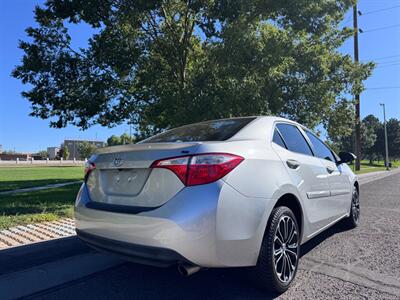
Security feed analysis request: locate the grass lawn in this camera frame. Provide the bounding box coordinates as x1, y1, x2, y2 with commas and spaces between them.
351, 160, 399, 175
0, 183, 81, 230
0, 166, 83, 191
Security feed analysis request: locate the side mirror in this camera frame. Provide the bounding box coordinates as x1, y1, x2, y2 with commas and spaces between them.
338, 152, 356, 164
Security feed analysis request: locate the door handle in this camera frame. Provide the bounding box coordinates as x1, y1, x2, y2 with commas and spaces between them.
326, 166, 335, 174
286, 159, 300, 169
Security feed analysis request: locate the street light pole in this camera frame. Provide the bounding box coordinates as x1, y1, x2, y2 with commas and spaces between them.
380, 103, 389, 170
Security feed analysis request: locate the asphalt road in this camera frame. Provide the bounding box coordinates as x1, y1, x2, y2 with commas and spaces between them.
2, 171, 400, 299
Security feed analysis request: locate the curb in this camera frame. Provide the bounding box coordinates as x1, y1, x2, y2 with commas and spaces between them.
358, 168, 400, 186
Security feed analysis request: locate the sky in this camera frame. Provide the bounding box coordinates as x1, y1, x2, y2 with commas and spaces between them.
0, 0, 399, 153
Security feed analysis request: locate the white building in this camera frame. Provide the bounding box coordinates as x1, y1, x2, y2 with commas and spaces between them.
47, 147, 60, 160
63, 139, 105, 160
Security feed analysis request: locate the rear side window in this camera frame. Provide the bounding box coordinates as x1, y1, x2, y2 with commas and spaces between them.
141, 117, 256, 143
305, 131, 335, 162
276, 124, 313, 156
272, 129, 286, 148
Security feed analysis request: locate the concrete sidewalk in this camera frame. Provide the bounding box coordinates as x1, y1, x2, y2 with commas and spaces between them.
358, 167, 400, 185
0, 181, 81, 195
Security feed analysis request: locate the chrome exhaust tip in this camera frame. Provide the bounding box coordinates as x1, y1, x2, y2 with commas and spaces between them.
177, 263, 201, 276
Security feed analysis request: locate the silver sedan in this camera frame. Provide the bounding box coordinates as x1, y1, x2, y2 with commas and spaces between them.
75, 116, 359, 293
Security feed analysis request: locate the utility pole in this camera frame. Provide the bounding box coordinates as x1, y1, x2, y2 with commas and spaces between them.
129, 123, 132, 144
353, 4, 361, 171
380, 103, 390, 170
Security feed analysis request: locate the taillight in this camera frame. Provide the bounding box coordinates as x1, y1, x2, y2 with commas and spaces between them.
84, 161, 96, 182
151, 153, 243, 186
186, 154, 243, 185
151, 156, 189, 183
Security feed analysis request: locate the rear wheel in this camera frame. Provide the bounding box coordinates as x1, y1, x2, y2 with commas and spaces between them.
344, 188, 360, 229
251, 206, 300, 294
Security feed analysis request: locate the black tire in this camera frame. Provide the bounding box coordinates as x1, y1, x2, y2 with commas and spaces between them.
251, 206, 300, 294
344, 188, 360, 229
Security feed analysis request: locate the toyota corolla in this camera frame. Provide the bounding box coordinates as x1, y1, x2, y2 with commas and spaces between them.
75, 116, 359, 293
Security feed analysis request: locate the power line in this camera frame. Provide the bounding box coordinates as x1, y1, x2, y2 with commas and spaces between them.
375, 62, 400, 68
366, 86, 400, 90
360, 24, 400, 33
360, 5, 400, 15
342, 15, 353, 25
363, 0, 400, 2
362, 54, 400, 61
342, 5, 400, 25
377, 60, 400, 65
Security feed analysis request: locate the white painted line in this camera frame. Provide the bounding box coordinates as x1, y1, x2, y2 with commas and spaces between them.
0, 252, 122, 299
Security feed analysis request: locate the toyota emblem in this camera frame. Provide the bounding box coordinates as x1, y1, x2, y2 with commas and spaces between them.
113, 157, 124, 167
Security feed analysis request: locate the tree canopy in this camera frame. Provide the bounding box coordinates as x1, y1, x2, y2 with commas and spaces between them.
36, 150, 48, 159
13, 0, 373, 138
107, 135, 122, 146
107, 133, 135, 146
62, 145, 69, 160
333, 115, 400, 162
77, 141, 97, 159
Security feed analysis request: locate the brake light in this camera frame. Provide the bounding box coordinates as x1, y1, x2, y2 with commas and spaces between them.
84, 161, 96, 181
151, 153, 243, 186
151, 156, 189, 183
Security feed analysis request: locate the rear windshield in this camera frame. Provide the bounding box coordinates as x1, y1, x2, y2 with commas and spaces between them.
141, 117, 256, 143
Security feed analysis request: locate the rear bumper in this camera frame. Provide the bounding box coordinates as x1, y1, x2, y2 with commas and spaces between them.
75, 182, 274, 268
76, 229, 189, 267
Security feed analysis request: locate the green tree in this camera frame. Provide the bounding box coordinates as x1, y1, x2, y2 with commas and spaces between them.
332, 116, 379, 161
330, 115, 400, 164
37, 150, 48, 159
120, 133, 134, 144
107, 133, 135, 146
62, 145, 69, 160
327, 99, 355, 145
77, 142, 97, 159
363, 115, 381, 133
107, 135, 122, 146
13, 0, 373, 137
362, 115, 380, 163
386, 118, 400, 161
370, 118, 400, 163
361, 123, 377, 161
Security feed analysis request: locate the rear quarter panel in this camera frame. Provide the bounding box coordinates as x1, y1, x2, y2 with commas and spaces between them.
194, 138, 306, 265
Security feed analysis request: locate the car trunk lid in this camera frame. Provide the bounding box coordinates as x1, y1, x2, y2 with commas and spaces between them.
86, 142, 200, 208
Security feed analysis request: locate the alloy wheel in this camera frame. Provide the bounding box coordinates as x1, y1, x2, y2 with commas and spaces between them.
352, 191, 360, 223
273, 215, 299, 284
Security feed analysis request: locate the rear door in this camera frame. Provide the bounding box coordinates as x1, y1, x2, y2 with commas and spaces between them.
304, 130, 351, 217
272, 123, 332, 233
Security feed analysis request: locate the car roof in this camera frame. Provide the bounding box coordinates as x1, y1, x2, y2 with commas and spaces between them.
229, 116, 306, 141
